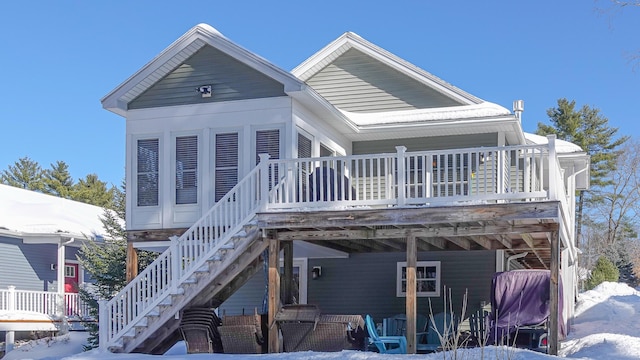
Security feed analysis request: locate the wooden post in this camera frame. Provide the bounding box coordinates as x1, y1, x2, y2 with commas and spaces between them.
268, 236, 281, 353
549, 230, 560, 355
6, 286, 15, 352
396, 146, 407, 206
282, 241, 294, 305
126, 242, 139, 283
406, 233, 417, 354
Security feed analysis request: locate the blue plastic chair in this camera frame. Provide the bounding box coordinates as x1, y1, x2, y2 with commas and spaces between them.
365, 314, 407, 354
416, 312, 456, 352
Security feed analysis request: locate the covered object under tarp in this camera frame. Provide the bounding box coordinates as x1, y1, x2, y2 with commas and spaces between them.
488, 270, 566, 342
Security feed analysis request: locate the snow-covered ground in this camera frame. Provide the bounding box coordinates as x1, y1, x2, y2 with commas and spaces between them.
3, 282, 639, 360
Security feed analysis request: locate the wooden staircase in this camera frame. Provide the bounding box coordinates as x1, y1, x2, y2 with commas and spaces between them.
122, 221, 268, 354
100, 159, 273, 353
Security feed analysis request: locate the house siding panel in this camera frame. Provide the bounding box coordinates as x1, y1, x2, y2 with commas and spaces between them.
308, 251, 495, 321
306, 48, 463, 113
219, 250, 495, 321
0, 236, 58, 291
129, 45, 286, 110
352, 133, 498, 155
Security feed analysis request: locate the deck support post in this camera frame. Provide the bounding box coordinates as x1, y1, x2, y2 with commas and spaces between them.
549, 230, 560, 355
126, 242, 138, 283
267, 235, 281, 353
56, 240, 67, 333
282, 241, 294, 305
396, 146, 407, 206
406, 232, 417, 354
6, 286, 15, 352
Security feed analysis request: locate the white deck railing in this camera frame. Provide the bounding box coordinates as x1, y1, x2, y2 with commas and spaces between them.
0, 286, 90, 318
266, 143, 560, 210
99, 137, 571, 350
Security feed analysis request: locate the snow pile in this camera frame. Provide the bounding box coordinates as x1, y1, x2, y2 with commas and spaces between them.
0, 310, 54, 321
4, 282, 640, 359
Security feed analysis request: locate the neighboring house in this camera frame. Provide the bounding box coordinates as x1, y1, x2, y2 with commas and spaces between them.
0, 184, 105, 312
99, 24, 589, 355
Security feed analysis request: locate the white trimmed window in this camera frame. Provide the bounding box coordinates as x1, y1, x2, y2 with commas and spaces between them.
137, 138, 159, 207
396, 261, 441, 297
256, 129, 280, 163
176, 135, 198, 205
215, 132, 239, 202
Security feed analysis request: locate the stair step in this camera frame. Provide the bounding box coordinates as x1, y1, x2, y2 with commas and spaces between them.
135, 317, 148, 328
208, 254, 223, 261
147, 308, 160, 317
195, 264, 210, 273
182, 276, 197, 284
233, 230, 247, 238
220, 242, 236, 249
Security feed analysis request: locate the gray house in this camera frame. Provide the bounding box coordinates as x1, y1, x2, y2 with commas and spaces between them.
99, 24, 589, 355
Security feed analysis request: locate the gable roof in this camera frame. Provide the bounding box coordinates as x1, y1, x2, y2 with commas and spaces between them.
0, 184, 109, 244
292, 32, 522, 143
101, 24, 307, 117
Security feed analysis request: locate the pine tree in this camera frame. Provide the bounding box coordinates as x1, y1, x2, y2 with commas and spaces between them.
586, 256, 620, 290
1, 156, 45, 191
537, 98, 628, 246
71, 173, 114, 208
43, 161, 75, 198
77, 181, 156, 349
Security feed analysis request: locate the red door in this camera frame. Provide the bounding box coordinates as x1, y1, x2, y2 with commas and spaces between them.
64, 263, 79, 293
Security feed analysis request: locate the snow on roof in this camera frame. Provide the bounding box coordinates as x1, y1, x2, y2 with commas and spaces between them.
340, 102, 512, 126
0, 184, 108, 240
524, 132, 584, 153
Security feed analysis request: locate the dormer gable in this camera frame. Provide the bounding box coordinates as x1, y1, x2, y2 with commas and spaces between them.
293, 32, 484, 114
102, 24, 305, 117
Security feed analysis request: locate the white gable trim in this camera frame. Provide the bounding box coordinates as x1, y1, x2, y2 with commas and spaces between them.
292, 32, 483, 106
102, 24, 305, 117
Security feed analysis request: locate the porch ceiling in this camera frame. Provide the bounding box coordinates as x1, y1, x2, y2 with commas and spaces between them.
257, 201, 562, 270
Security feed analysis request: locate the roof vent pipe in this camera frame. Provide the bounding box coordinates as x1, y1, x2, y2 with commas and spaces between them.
513, 100, 524, 120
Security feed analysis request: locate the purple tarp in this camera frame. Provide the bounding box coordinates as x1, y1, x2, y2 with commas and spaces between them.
488, 270, 566, 342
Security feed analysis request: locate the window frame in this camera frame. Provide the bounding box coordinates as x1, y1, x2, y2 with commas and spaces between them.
135, 137, 161, 207
396, 261, 441, 297
174, 134, 199, 205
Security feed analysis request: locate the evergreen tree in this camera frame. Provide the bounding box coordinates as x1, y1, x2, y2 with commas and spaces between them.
537, 98, 628, 245
43, 160, 74, 198
0, 156, 45, 191
586, 256, 620, 290
71, 173, 114, 208
77, 181, 156, 350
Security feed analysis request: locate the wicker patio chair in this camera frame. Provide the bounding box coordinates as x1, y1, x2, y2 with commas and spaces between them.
219, 309, 264, 353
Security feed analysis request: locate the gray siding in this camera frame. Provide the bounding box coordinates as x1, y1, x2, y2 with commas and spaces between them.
129, 45, 286, 110
0, 236, 57, 291
306, 48, 464, 113
353, 133, 498, 155
0, 236, 82, 291
220, 250, 495, 322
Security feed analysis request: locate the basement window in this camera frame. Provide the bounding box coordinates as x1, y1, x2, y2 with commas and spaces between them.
396, 261, 441, 297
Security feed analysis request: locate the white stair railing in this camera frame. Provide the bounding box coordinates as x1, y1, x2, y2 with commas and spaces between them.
100, 155, 270, 349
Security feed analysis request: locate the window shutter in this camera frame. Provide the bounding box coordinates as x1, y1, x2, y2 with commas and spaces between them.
176, 136, 198, 204
256, 129, 280, 164
298, 133, 312, 159
320, 143, 334, 157
137, 138, 159, 206
215, 132, 238, 202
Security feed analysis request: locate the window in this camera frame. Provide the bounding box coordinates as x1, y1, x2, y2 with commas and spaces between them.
256, 129, 280, 189
298, 133, 312, 159
137, 138, 159, 206
396, 261, 440, 297
64, 265, 76, 278
256, 129, 280, 164
320, 143, 335, 157
176, 136, 198, 204
215, 132, 238, 202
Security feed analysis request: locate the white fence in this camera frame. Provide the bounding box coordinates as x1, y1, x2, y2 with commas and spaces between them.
0, 286, 91, 318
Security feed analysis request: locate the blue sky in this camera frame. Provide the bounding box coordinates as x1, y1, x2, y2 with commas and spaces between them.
1, 1, 637, 187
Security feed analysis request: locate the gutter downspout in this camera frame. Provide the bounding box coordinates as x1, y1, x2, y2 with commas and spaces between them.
506, 252, 528, 271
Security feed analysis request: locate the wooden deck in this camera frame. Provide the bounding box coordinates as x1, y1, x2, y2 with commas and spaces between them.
258, 201, 561, 269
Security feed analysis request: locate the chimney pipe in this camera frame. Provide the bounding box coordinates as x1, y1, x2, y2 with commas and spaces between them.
513, 100, 524, 120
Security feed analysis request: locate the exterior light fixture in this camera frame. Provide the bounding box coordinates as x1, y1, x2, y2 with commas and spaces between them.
312, 266, 322, 280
